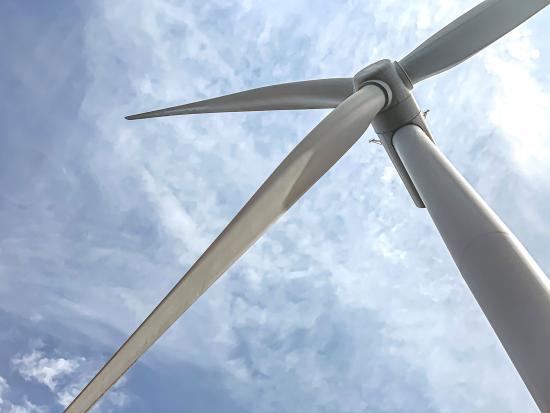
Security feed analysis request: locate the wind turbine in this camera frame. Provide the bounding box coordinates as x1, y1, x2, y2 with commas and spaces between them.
65, 1, 550, 412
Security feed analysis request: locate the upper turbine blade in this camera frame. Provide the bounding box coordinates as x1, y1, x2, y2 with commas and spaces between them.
125, 78, 355, 120
64, 84, 387, 413
399, 0, 549, 84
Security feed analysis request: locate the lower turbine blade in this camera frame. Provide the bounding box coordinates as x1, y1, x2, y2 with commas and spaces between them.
125, 78, 354, 120
399, 0, 549, 84
64, 84, 387, 413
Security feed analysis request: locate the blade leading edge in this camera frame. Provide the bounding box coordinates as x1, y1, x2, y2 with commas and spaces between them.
64, 84, 387, 413
126, 78, 355, 120
399, 0, 549, 84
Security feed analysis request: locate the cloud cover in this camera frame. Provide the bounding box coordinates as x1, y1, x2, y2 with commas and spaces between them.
1, 0, 549, 412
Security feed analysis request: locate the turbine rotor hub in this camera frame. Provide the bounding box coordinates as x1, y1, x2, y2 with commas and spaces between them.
353, 59, 411, 110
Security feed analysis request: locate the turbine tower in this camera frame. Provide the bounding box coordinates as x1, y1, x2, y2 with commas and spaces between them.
64, 1, 550, 411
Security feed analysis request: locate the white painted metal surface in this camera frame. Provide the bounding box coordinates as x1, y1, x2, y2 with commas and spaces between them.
393, 124, 550, 411
64, 86, 386, 413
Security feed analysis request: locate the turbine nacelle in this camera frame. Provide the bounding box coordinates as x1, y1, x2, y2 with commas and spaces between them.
353, 59, 433, 208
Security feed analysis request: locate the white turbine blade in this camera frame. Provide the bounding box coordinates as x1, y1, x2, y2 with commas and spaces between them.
125, 78, 354, 120
399, 0, 549, 84
64, 84, 387, 413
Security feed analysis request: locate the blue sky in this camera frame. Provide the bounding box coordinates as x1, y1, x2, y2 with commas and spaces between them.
1, 1, 550, 412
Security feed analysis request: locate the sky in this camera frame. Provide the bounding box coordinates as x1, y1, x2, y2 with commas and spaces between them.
1, 1, 550, 412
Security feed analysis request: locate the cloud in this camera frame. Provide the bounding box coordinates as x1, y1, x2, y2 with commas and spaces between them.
0, 376, 7, 407
3, 400, 45, 413
10, 348, 129, 411
55, 376, 128, 412
484, 27, 550, 175
11, 351, 80, 392
0, 376, 45, 413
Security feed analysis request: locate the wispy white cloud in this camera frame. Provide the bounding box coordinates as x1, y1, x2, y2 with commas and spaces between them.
4, 400, 45, 413
10, 347, 129, 411
12, 350, 80, 392
484, 27, 550, 173
0, 376, 8, 407
55, 375, 128, 412
0, 376, 45, 413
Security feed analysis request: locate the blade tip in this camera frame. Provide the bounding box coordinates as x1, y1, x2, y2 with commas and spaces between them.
125, 113, 147, 120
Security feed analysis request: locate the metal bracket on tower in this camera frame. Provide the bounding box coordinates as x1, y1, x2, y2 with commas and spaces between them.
353, 59, 434, 208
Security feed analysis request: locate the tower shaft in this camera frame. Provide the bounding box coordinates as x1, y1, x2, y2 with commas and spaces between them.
393, 124, 550, 411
